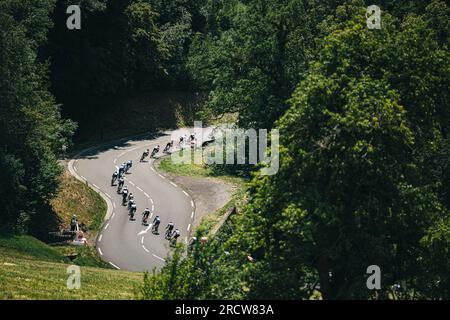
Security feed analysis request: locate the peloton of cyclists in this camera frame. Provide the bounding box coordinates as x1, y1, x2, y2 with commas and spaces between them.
108, 146, 187, 244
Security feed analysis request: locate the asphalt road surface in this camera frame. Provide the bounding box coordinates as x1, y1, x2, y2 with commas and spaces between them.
68, 128, 213, 272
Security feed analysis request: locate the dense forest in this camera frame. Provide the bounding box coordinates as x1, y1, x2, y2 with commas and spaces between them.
1, 0, 449, 299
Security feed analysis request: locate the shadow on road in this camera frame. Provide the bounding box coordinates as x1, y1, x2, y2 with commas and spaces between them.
74, 131, 170, 160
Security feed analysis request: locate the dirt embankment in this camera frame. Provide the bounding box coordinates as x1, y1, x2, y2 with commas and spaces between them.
154, 160, 236, 230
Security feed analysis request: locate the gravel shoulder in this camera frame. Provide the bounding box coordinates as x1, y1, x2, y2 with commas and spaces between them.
154, 159, 236, 230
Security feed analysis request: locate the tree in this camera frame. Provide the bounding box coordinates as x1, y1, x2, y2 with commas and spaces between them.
187, 0, 343, 128
235, 1, 450, 299
125, 0, 170, 90
0, 0, 76, 235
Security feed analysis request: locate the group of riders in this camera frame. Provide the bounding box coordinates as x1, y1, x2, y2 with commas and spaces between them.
109, 137, 196, 245
139, 133, 197, 162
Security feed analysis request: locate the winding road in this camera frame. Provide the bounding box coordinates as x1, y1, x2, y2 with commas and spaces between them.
68, 128, 212, 272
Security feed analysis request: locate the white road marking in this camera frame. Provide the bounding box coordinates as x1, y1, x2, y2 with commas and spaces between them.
98, 248, 103, 255
98, 234, 103, 242
113, 158, 117, 164
74, 166, 78, 172
158, 174, 165, 179
191, 211, 195, 219
170, 182, 178, 187
144, 192, 149, 198
142, 246, 150, 253
191, 200, 194, 207
93, 184, 100, 189
137, 186, 143, 192
113, 203, 116, 209
129, 181, 135, 186
151, 205, 154, 211
141, 237, 144, 244
150, 212, 153, 219
151, 167, 155, 172
112, 212, 116, 219
109, 262, 120, 269
150, 198, 154, 204
105, 193, 111, 199
80, 175, 87, 181
137, 224, 152, 236
187, 224, 191, 231
182, 191, 189, 197
105, 223, 110, 230
152, 254, 165, 262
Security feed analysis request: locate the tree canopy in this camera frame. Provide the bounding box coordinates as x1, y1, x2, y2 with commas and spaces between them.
140, 0, 450, 300
0, 0, 76, 235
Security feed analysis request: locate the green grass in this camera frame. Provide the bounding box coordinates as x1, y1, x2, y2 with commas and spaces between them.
0, 235, 142, 299
0, 172, 140, 300
0, 234, 68, 263
157, 149, 245, 185
158, 153, 214, 177
49, 172, 110, 269
52, 245, 111, 269
51, 172, 106, 232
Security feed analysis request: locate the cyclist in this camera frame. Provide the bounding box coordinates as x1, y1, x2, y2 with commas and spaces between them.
129, 203, 137, 219
152, 215, 161, 233
141, 149, 149, 162
128, 198, 135, 210
126, 160, 133, 171
151, 145, 160, 157
111, 171, 118, 185
171, 229, 180, 245
164, 141, 173, 152
117, 177, 124, 192
122, 188, 128, 204
165, 222, 174, 239
142, 208, 150, 224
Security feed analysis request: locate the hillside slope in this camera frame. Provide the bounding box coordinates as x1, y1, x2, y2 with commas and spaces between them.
0, 235, 142, 299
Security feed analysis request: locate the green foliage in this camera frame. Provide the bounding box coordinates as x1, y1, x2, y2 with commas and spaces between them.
138, 245, 193, 299
4, 0, 447, 300
237, 1, 450, 299
125, 1, 170, 89
142, 0, 450, 300
0, 0, 76, 234
187, 0, 342, 128
47, 0, 205, 141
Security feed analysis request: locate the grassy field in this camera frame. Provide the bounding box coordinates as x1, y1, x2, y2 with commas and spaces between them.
48, 171, 109, 268
158, 149, 245, 185
0, 235, 68, 263
0, 170, 142, 300
0, 234, 142, 299
51, 171, 106, 232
